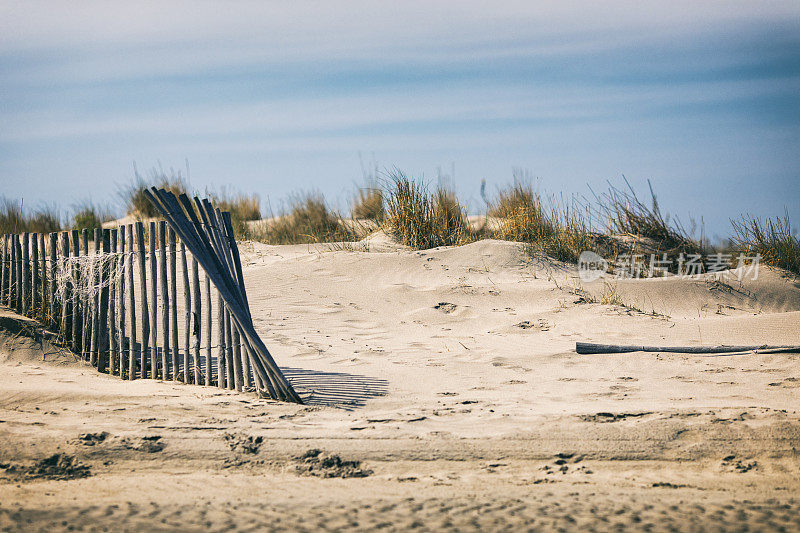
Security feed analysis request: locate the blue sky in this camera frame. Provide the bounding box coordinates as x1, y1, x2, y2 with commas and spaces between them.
1, 1, 798, 239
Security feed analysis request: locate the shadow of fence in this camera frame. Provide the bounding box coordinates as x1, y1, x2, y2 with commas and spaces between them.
281, 366, 388, 409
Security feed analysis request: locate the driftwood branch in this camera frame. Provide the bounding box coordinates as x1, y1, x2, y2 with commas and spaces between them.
576, 342, 800, 355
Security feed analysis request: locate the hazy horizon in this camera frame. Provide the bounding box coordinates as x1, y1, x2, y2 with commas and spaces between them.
2, 1, 798, 240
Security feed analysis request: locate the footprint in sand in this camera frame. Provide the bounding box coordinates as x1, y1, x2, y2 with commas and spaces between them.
515, 319, 551, 331
434, 302, 457, 314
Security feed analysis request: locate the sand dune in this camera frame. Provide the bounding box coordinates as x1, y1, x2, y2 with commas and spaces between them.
2, 238, 799, 531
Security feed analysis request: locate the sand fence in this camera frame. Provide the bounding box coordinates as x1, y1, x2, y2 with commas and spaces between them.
0, 190, 301, 403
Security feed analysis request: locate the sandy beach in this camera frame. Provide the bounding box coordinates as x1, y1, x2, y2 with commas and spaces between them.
2, 238, 799, 531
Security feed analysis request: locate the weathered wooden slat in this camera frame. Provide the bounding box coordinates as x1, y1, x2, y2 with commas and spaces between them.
149, 222, 158, 379
8, 234, 14, 308
159, 221, 169, 380
127, 224, 137, 379
136, 222, 149, 379
231, 324, 244, 391
71, 230, 80, 353
217, 294, 226, 388
41, 234, 49, 328
11, 235, 18, 309
191, 255, 201, 385
30, 234, 39, 320
224, 308, 235, 390
48, 233, 57, 326
81, 230, 89, 359
89, 229, 101, 367
169, 228, 179, 382
108, 229, 118, 375
97, 229, 110, 373
59, 232, 69, 338
21, 232, 29, 316
181, 241, 191, 383
0, 236, 7, 306
204, 272, 212, 386
118, 227, 126, 377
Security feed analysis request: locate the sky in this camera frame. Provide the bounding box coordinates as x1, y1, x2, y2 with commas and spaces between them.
1, 1, 798, 240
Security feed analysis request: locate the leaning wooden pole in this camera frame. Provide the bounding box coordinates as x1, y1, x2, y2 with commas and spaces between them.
144, 188, 300, 402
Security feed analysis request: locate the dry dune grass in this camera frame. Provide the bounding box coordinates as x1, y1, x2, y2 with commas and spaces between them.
0, 197, 62, 234
121, 165, 189, 219
384, 172, 470, 249
596, 178, 703, 256
732, 214, 799, 275
351, 187, 384, 222
3, 166, 797, 276
246, 193, 359, 245
487, 182, 594, 262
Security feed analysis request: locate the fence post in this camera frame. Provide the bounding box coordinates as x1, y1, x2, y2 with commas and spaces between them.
71, 230, 80, 353
59, 232, 70, 341
48, 233, 57, 326
136, 223, 148, 379
218, 295, 226, 389
205, 273, 212, 386
21, 232, 29, 316
181, 242, 191, 383
149, 222, 158, 379
97, 229, 110, 373
231, 326, 244, 391
169, 228, 178, 382
31, 234, 39, 319
127, 225, 137, 378
225, 308, 238, 390
159, 221, 169, 380
118, 228, 127, 377
81, 230, 90, 360
89, 228, 101, 367
108, 229, 118, 375
39, 234, 47, 324
15, 235, 23, 313
0, 236, 6, 306
191, 256, 201, 385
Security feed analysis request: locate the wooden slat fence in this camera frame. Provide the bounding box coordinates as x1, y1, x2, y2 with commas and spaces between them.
0, 204, 299, 402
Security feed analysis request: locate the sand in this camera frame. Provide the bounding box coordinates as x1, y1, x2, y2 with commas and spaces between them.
1, 238, 799, 531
